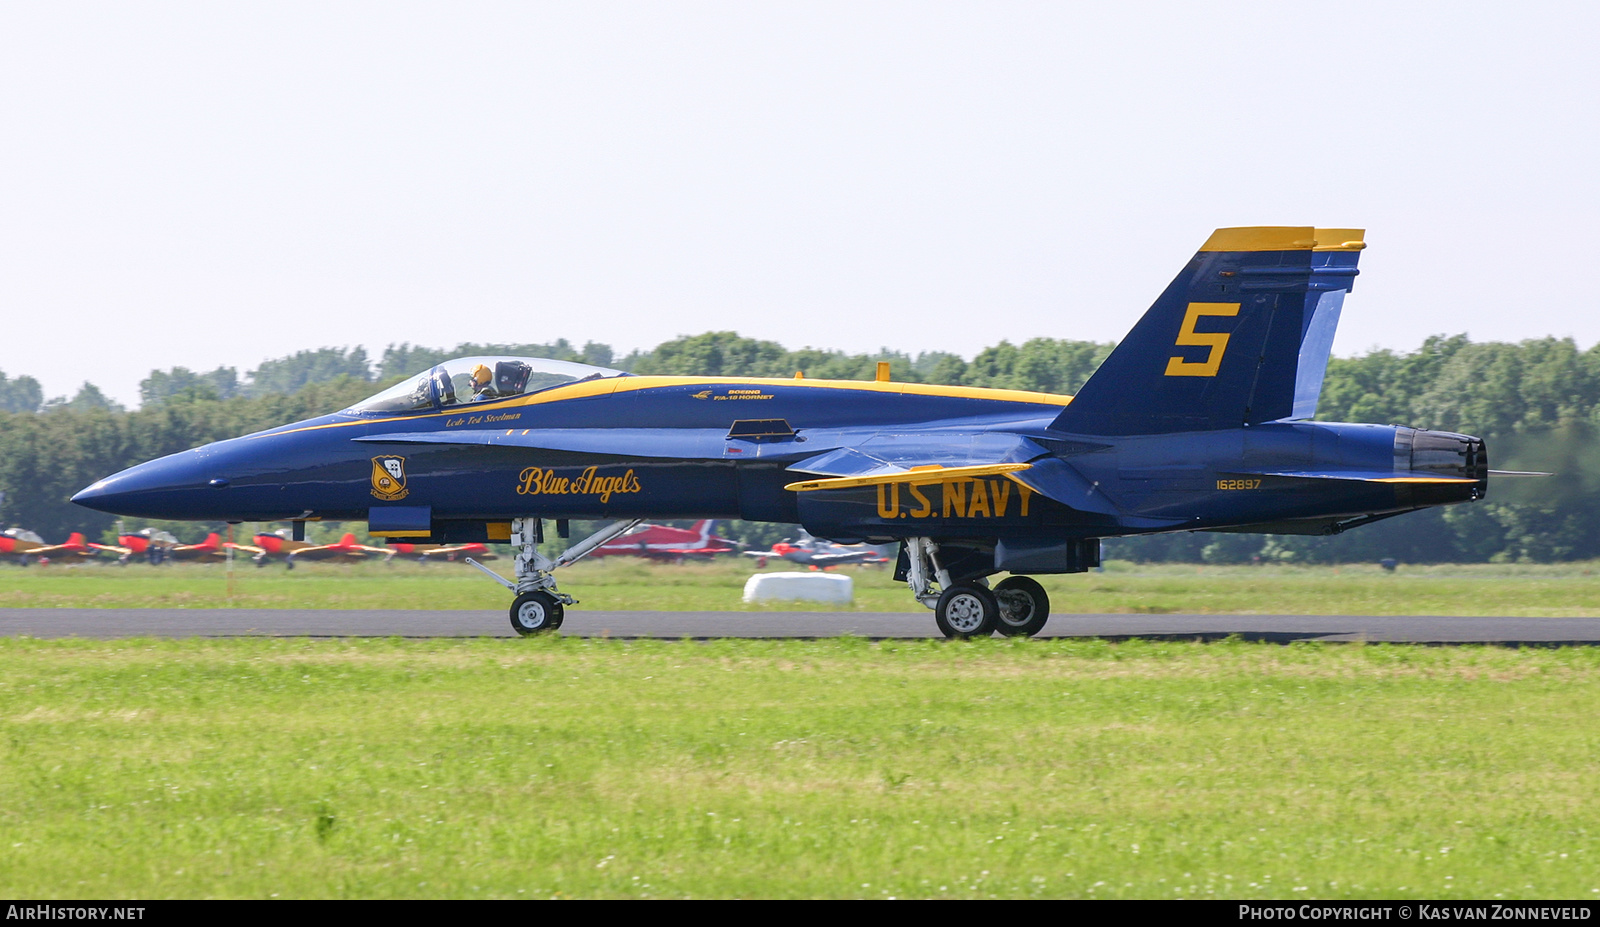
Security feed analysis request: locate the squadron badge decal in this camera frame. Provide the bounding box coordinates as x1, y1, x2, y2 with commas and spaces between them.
371, 456, 409, 501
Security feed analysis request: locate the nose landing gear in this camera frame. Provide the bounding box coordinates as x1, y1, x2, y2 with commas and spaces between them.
510, 590, 564, 634
466, 516, 643, 636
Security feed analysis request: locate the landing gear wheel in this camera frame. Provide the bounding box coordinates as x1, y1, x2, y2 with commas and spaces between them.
935, 583, 1000, 639
993, 576, 1050, 637
509, 591, 564, 636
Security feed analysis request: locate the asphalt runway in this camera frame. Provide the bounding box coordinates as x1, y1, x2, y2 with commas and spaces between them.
2, 608, 1600, 644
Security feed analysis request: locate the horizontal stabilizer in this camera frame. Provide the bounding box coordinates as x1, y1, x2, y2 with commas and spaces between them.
1005, 456, 1125, 518
1488, 469, 1555, 478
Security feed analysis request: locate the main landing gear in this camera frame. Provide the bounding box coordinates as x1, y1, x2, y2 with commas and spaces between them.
903, 537, 1052, 640
467, 517, 642, 636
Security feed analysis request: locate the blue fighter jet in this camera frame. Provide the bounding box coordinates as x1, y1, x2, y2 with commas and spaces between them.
73, 227, 1502, 638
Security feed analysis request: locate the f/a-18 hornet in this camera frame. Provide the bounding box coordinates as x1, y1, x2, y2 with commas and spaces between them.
74, 227, 1508, 638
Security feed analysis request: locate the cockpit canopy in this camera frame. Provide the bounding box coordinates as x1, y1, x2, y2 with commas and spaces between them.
347, 356, 627, 414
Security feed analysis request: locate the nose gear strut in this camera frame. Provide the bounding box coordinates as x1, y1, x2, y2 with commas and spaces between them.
466, 516, 643, 634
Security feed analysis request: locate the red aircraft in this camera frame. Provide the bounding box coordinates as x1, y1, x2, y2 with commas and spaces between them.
287, 532, 394, 566
238, 528, 397, 568
743, 530, 891, 569
386, 541, 498, 563
0, 528, 46, 565
166, 532, 235, 563
590, 520, 739, 562
241, 528, 314, 567
1, 529, 127, 565
116, 528, 179, 563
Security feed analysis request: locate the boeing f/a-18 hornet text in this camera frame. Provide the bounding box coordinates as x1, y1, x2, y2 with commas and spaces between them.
74, 227, 1520, 638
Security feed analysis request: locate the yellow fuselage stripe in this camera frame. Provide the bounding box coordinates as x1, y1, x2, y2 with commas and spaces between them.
785, 463, 1033, 492
259, 376, 1074, 438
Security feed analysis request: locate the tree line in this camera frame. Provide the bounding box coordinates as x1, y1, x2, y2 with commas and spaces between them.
1, 332, 1595, 563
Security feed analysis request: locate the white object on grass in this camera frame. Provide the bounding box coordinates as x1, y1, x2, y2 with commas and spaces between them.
742, 571, 854, 604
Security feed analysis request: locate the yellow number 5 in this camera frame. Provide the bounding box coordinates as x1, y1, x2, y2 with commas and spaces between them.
1164, 302, 1240, 377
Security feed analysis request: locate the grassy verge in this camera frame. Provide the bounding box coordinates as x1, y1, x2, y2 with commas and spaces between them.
0, 636, 1596, 899
3, 558, 1600, 615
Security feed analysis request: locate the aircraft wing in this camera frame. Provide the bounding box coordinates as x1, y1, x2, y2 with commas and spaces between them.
785, 433, 1049, 478
300, 543, 395, 561
784, 463, 1033, 492
786, 442, 1187, 528
804, 550, 887, 563
785, 440, 1137, 518
30, 541, 96, 559
416, 545, 490, 561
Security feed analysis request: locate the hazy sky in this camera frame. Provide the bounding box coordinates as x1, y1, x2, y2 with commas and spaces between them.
4, 2, 1598, 405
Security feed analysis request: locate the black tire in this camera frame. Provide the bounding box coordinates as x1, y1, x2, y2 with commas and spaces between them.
935, 583, 1000, 639
993, 576, 1050, 637
509, 590, 564, 636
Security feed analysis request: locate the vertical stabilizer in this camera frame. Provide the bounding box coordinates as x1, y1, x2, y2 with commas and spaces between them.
1051, 227, 1364, 436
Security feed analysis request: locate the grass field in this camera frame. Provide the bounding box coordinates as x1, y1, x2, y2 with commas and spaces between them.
4, 557, 1600, 616
0, 636, 1596, 899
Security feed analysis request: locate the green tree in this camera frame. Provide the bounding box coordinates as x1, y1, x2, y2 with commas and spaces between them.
631, 332, 791, 378
0, 371, 44, 413
139, 366, 240, 407
960, 339, 1112, 393
42, 383, 124, 413
246, 348, 372, 397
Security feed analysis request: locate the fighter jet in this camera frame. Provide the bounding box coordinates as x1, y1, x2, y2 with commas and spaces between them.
75, 227, 1508, 638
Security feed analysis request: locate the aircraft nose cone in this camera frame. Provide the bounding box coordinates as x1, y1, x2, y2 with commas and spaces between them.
69, 479, 116, 509
71, 449, 217, 518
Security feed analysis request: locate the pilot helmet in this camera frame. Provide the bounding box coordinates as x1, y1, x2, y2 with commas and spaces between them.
471, 364, 493, 389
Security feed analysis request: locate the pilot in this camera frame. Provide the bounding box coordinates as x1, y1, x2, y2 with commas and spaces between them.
470, 364, 498, 400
